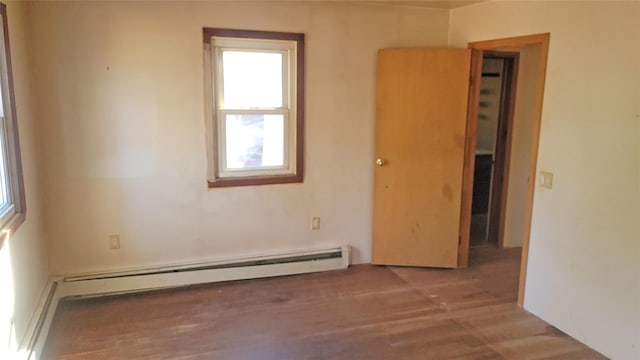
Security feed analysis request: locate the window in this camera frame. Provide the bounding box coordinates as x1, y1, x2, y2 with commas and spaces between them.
0, 3, 25, 233
203, 28, 304, 187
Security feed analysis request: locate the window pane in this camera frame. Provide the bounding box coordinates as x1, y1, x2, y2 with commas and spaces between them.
225, 114, 284, 169
222, 51, 282, 108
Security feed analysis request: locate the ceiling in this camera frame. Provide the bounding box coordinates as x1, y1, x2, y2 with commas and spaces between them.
366, 0, 486, 9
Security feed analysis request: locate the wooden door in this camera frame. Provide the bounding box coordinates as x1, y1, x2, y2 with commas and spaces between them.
372, 48, 476, 268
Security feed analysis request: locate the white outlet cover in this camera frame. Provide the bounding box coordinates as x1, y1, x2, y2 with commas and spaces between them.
311, 217, 320, 230
540, 171, 553, 189
109, 234, 120, 249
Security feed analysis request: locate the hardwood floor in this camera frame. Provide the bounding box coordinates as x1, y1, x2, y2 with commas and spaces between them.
42, 248, 606, 359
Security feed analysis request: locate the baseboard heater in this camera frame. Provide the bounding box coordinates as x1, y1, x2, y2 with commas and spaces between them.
59, 245, 351, 298
23, 280, 60, 360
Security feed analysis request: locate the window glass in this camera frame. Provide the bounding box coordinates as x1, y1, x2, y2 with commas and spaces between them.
222, 51, 283, 109
225, 114, 284, 169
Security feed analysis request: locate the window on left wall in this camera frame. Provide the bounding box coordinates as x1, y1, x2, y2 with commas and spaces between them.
0, 3, 26, 233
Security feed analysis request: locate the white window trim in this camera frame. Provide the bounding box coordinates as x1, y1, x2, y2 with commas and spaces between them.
0, 116, 14, 228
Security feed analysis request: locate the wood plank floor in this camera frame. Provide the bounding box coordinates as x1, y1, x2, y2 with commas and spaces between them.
42, 247, 606, 359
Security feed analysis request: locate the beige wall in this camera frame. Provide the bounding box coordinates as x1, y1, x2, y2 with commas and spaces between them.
0, 0, 49, 353
29, 1, 449, 275
502, 45, 540, 248
450, 1, 640, 359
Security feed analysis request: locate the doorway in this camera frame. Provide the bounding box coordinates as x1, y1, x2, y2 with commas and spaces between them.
462, 34, 550, 306
470, 52, 518, 248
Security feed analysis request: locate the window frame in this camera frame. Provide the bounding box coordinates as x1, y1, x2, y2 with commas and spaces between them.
0, 2, 25, 240
203, 28, 305, 188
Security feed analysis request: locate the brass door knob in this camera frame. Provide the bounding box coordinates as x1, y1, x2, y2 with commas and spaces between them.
376, 158, 386, 166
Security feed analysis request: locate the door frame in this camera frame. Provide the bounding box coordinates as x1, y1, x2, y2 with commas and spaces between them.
457, 33, 550, 307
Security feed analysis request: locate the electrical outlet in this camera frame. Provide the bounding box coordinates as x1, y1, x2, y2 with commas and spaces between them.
311, 217, 321, 230
540, 171, 553, 189
109, 234, 120, 250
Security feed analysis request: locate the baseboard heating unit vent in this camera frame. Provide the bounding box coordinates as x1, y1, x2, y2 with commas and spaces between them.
59, 245, 351, 298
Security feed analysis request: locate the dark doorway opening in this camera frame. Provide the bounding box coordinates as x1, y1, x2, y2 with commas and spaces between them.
470, 52, 519, 248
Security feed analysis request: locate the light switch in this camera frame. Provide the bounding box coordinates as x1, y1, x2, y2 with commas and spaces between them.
540, 171, 553, 189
